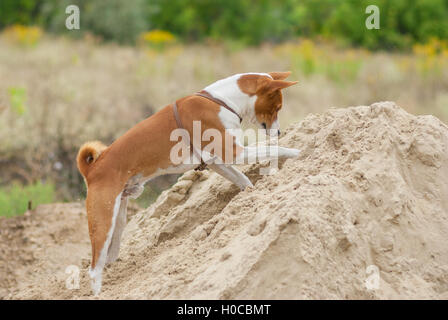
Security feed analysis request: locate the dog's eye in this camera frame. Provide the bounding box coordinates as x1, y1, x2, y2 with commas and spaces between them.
261, 122, 266, 129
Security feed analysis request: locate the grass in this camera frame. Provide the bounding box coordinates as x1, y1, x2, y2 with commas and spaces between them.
0, 181, 55, 217
0, 29, 447, 208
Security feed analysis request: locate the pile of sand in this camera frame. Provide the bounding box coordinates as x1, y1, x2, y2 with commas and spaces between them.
3, 101, 448, 299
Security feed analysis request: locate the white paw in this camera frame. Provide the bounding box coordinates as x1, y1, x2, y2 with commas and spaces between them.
240, 181, 254, 190
287, 149, 300, 158
89, 267, 103, 296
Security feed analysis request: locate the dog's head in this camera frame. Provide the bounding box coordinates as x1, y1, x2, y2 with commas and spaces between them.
237, 71, 297, 136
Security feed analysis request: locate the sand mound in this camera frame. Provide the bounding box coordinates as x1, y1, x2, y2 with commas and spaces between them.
4, 101, 448, 299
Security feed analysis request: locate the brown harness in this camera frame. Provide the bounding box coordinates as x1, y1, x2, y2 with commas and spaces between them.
195, 90, 243, 123
172, 90, 241, 171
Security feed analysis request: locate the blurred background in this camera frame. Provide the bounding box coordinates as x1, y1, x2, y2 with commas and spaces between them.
0, 0, 447, 217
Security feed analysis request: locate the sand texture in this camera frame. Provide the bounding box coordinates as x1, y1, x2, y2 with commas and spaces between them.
2, 102, 448, 299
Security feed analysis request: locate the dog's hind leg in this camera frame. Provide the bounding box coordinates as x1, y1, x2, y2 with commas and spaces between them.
86, 184, 124, 296
106, 195, 128, 264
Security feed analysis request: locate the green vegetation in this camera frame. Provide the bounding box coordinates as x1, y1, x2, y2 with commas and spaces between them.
1, 0, 447, 49
43, 0, 149, 44
0, 181, 55, 217
0, 1, 446, 216
8, 87, 27, 115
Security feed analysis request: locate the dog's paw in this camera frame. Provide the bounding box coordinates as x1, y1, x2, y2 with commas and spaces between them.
240, 181, 254, 191
244, 185, 255, 192
287, 148, 301, 158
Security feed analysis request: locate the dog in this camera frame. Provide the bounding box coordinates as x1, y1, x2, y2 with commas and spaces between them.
77, 71, 300, 295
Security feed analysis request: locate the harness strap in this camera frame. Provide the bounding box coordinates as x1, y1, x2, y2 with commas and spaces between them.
195, 90, 242, 123
172, 101, 183, 129
172, 101, 207, 171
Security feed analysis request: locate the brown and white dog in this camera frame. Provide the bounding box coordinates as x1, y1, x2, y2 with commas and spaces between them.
77, 71, 299, 295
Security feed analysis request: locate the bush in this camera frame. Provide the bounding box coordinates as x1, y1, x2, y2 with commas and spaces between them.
0, 0, 42, 28
146, 0, 448, 49
146, 0, 296, 44
42, 0, 149, 43
320, 0, 448, 49
1, 0, 448, 50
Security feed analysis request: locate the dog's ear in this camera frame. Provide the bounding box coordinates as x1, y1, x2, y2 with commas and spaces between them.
268, 71, 292, 80
266, 80, 298, 92
237, 74, 271, 95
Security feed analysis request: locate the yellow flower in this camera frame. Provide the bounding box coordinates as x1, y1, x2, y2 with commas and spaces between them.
442, 49, 448, 58
3, 24, 42, 47
139, 30, 175, 45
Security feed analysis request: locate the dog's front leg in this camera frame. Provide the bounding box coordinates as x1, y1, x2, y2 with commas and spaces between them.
208, 163, 253, 190
235, 146, 300, 163
202, 148, 253, 190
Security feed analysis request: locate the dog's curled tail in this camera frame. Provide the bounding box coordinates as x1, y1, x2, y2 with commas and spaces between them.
77, 141, 107, 178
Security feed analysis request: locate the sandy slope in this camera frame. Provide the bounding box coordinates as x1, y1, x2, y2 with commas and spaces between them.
3, 101, 448, 299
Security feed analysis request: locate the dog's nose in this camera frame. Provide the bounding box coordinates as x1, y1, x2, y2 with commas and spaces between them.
278, 129, 281, 136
